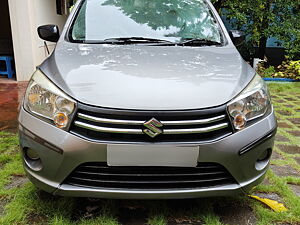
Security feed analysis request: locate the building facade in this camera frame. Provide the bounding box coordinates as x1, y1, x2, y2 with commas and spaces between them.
1, 0, 68, 81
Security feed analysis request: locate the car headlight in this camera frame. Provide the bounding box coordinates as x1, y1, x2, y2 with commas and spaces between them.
24, 70, 76, 129
227, 75, 271, 130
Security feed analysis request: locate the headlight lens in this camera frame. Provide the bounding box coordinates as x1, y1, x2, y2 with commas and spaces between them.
24, 70, 76, 129
227, 75, 271, 130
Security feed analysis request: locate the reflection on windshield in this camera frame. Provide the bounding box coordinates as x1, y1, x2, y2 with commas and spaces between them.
71, 0, 222, 43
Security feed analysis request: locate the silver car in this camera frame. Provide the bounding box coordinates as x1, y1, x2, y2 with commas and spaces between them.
19, 0, 277, 199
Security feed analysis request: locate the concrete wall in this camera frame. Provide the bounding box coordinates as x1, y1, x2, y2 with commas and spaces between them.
8, 0, 68, 81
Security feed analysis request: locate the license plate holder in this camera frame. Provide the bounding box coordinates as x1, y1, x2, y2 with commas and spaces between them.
107, 145, 199, 167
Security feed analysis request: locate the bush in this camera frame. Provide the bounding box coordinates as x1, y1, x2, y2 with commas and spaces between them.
257, 64, 276, 78
257, 60, 300, 80
276, 60, 300, 80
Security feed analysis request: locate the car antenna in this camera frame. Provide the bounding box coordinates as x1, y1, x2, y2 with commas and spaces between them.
44, 41, 50, 55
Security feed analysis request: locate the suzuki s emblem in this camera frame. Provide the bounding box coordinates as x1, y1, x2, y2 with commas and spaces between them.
143, 118, 163, 138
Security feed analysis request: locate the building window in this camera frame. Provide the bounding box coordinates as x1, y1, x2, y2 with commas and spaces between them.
56, 0, 68, 15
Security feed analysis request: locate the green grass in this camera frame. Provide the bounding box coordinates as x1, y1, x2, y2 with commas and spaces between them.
251, 82, 300, 225
0, 82, 300, 225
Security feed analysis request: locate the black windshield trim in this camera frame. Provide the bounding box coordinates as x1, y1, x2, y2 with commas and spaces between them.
66, 0, 86, 43
66, 0, 228, 45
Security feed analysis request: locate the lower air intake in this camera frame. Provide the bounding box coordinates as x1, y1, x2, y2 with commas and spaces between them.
63, 162, 237, 190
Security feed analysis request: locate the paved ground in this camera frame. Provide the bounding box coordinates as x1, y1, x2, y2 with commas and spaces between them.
0, 80, 299, 225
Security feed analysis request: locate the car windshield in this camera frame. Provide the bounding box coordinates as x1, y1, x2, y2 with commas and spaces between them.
70, 0, 224, 45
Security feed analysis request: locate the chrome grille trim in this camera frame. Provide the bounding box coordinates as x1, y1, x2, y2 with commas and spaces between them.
162, 115, 226, 125
74, 121, 229, 135
163, 123, 229, 134
78, 113, 145, 125
74, 121, 143, 134
78, 113, 226, 126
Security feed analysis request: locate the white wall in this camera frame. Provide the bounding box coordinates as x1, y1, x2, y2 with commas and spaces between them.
33, 0, 68, 66
8, 0, 68, 81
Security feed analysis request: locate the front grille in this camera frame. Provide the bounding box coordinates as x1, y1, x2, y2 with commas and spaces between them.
70, 103, 233, 143
63, 162, 237, 190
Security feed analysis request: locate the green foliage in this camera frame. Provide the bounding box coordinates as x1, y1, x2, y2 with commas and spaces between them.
212, 0, 272, 43
212, 0, 300, 60
257, 60, 300, 80
269, 1, 300, 59
257, 64, 276, 78
275, 60, 300, 80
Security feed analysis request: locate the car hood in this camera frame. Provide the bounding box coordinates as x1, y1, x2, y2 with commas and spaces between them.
40, 42, 255, 110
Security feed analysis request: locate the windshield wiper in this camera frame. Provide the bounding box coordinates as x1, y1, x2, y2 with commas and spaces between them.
102, 37, 174, 44
177, 38, 222, 46
80, 37, 221, 46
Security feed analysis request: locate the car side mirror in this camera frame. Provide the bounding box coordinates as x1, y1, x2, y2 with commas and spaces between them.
37, 25, 60, 42
229, 30, 246, 46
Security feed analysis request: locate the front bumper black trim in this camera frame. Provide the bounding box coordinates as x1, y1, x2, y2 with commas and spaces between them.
239, 127, 277, 155
19, 125, 63, 155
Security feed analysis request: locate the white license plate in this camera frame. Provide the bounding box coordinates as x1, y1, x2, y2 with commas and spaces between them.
107, 145, 199, 167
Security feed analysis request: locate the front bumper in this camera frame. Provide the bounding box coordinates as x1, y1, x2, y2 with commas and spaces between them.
19, 107, 277, 199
